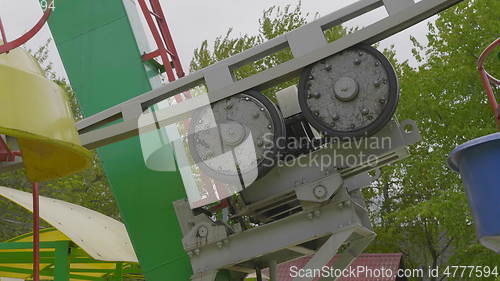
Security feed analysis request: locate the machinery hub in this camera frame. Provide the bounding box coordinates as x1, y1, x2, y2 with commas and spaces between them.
220, 122, 246, 146
189, 90, 285, 183
334, 77, 359, 102
298, 45, 399, 138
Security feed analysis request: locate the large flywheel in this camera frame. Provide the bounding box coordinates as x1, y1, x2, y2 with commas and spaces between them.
189, 90, 285, 184
298, 44, 399, 138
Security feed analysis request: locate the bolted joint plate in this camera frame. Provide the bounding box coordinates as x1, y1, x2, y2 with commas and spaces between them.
295, 171, 343, 202
181, 222, 228, 253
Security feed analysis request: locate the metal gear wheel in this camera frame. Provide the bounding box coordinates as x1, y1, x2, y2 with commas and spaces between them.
298, 44, 399, 138
189, 90, 285, 184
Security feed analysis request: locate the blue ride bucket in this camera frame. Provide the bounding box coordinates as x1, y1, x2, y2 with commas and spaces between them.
448, 133, 500, 253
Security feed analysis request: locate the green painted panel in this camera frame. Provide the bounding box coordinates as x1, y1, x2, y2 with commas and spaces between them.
54, 241, 70, 281
48, 1, 126, 44
48, 1, 192, 280
50, 18, 151, 113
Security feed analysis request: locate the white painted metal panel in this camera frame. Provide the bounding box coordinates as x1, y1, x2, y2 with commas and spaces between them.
0, 186, 138, 262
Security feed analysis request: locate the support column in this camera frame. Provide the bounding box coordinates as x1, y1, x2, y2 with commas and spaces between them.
114, 262, 123, 281
48, 2, 191, 280
54, 241, 70, 281
269, 260, 277, 281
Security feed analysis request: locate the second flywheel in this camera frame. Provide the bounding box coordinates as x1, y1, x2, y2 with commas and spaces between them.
298, 44, 399, 138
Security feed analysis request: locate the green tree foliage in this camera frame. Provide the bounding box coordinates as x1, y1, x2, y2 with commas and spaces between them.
0, 40, 119, 241
190, 1, 500, 280
365, 0, 500, 280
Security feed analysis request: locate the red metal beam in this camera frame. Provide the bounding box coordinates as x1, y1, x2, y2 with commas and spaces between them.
142, 49, 161, 62
0, 137, 20, 162
0, 17, 8, 46
148, 0, 185, 78
0, 0, 54, 54
32, 182, 40, 281
477, 38, 500, 129
138, 0, 186, 82
137, 0, 176, 82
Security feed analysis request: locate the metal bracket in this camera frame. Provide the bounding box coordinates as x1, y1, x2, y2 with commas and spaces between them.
288, 23, 327, 58
174, 200, 229, 254
295, 172, 342, 203
383, 0, 415, 15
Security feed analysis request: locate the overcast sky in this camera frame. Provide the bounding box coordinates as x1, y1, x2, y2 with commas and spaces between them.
0, 0, 433, 81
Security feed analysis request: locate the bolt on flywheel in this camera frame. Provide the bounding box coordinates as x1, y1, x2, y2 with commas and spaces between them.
298, 44, 399, 138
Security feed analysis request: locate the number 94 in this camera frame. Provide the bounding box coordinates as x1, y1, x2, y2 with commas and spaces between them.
40, 0, 55, 11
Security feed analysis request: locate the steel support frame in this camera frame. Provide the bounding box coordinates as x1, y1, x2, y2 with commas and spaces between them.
190, 225, 375, 281
177, 118, 421, 281
293, 226, 375, 281
240, 119, 420, 207
179, 187, 375, 281
75, 0, 462, 150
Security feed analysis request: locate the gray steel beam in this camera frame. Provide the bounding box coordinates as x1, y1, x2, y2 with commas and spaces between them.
292, 227, 375, 281
75, 0, 462, 149
187, 189, 371, 274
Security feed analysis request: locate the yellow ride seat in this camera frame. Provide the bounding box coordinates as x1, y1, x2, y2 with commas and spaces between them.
0, 47, 91, 181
